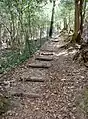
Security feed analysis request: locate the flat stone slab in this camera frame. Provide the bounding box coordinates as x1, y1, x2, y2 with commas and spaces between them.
40, 52, 54, 55
20, 76, 45, 82
11, 92, 40, 98
51, 39, 59, 42
35, 56, 53, 61
27, 63, 51, 68
41, 49, 55, 52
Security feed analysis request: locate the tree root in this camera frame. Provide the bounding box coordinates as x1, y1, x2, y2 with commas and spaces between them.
73, 43, 88, 67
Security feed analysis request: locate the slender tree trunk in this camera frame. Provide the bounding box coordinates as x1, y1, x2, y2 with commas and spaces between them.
80, 0, 84, 34
47, 27, 49, 39
82, 0, 87, 26
72, 0, 81, 43
74, 0, 80, 37
0, 24, 2, 45
72, 0, 85, 43
7, 0, 16, 49
68, 11, 71, 32
63, 17, 68, 30
49, 0, 55, 37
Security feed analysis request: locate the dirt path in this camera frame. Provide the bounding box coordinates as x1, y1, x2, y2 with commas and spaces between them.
0, 35, 88, 119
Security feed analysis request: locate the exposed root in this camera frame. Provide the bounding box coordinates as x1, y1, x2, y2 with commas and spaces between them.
73, 43, 88, 67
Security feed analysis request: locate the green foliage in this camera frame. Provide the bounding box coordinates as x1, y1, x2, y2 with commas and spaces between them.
0, 0, 51, 73
0, 37, 48, 73
54, 0, 75, 30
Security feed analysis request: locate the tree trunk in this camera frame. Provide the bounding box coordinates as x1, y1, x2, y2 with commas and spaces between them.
63, 17, 68, 30
74, 0, 80, 38
68, 11, 71, 33
49, 0, 55, 38
40, 27, 42, 46
80, 0, 84, 34
82, 0, 87, 26
72, 0, 84, 43
0, 24, 2, 46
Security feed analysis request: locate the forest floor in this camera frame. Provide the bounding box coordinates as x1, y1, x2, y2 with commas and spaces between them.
0, 34, 88, 119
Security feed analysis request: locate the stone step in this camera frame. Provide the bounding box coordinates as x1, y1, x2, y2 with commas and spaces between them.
51, 39, 59, 42
40, 52, 54, 55
41, 49, 55, 52
11, 92, 40, 98
20, 76, 45, 82
35, 56, 53, 61
27, 63, 51, 69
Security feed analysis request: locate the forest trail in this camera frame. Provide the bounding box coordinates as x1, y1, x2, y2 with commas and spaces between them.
1, 35, 88, 119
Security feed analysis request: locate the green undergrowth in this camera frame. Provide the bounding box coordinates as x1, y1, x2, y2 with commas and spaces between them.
0, 38, 48, 74
79, 89, 88, 116
0, 96, 10, 115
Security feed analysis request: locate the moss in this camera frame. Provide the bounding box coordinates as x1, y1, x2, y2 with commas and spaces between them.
79, 89, 88, 115
0, 96, 10, 115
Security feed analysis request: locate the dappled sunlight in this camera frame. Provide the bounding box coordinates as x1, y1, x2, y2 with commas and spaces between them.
54, 49, 77, 57
54, 50, 68, 56
56, 43, 62, 48
68, 49, 77, 55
